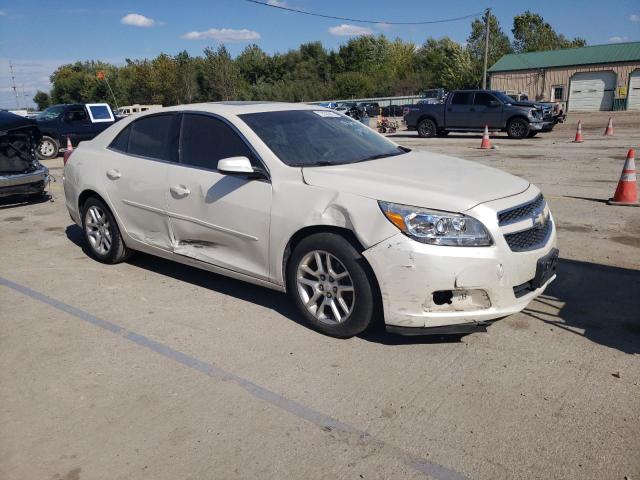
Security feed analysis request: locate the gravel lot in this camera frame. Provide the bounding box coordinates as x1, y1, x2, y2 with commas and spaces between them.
1, 110, 638, 480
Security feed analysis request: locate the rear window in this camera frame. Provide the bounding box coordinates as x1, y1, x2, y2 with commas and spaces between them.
109, 114, 177, 161
451, 92, 473, 105
86, 104, 114, 123
109, 125, 131, 153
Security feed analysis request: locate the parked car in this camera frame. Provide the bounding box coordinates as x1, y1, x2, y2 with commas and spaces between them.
64, 102, 558, 338
0, 111, 49, 199
358, 102, 380, 116
35, 103, 117, 159
381, 105, 405, 117
116, 104, 162, 116
404, 90, 555, 139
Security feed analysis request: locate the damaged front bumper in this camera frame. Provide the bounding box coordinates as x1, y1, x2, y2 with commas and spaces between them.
363, 230, 557, 334
0, 166, 49, 197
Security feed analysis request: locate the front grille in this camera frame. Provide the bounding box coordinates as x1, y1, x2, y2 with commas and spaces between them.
504, 218, 553, 252
498, 194, 545, 226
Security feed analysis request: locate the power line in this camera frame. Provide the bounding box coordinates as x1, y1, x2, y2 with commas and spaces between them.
244, 0, 484, 25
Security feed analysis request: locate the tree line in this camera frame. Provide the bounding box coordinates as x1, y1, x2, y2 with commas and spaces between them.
33, 11, 585, 110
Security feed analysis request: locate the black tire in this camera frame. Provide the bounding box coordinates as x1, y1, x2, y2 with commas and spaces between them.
417, 118, 437, 138
527, 131, 538, 138
37, 136, 59, 160
81, 196, 132, 264
286, 233, 376, 338
507, 118, 530, 139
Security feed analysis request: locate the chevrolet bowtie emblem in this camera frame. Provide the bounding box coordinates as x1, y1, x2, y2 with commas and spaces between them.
533, 210, 546, 228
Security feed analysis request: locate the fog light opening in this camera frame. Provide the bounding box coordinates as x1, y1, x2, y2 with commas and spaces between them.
433, 290, 453, 305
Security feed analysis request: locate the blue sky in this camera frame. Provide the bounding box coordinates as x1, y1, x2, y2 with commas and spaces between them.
1, 0, 638, 108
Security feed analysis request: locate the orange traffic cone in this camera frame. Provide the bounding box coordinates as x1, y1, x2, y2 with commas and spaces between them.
603, 117, 614, 136
573, 120, 584, 143
63, 137, 73, 165
480, 125, 492, 149
608, 148, 639, 207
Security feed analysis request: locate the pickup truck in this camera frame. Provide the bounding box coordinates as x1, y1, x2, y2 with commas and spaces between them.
35, 103, 117, 159
403, 90, 555, 139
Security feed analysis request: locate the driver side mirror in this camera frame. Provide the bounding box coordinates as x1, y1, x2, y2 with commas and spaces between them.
217, 156, 267, 179
489, 100, 501, 108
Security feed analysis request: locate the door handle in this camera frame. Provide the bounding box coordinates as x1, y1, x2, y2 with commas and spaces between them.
106, 169, 121, 180
170, 185, 190, 197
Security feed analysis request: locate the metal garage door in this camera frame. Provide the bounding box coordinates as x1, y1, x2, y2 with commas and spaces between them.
627, 70, 640, 111
568, 71, 616, 111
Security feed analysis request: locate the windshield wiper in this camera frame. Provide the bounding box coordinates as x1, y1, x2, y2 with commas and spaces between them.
355, 149, 406, 163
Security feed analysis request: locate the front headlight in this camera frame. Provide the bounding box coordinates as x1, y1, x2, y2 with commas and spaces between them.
378, 201, 492, 246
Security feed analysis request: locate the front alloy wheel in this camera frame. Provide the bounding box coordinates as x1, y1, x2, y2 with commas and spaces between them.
296, 250, 355, 324
507, 119, 530, 139
287, 233, 376, 338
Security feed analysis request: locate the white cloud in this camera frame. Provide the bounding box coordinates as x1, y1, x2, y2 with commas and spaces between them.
630, 14, 640, 21
375, 22, 392, 30
608, 36, 630, 43
0, 9, 6, 16
181, 28, 261, 42
121, 13, 156, 28
328, 24, 373, 37
267, 0, 287, 6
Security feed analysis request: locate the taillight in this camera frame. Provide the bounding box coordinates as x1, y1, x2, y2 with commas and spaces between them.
63, 148, 74, 166
402, 107, 409, 117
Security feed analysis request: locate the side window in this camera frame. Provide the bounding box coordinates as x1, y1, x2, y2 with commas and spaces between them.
180, 114, 253, 170
473, 92, 496, 106
66, 109, 88, 122
451, 92, 473, 105
128, 115, 177, 161
109, 125, 131, 153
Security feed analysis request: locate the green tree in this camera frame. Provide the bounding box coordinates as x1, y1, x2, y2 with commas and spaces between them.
467, 14, 512, 86
512, 11, 586, 53
415, 38, 475, 90
33, 90, 51, 110
201, 45, 244, 101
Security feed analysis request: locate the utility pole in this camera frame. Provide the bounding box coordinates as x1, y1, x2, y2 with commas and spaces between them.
482, 8, 491, 90
9, 61, 20, 108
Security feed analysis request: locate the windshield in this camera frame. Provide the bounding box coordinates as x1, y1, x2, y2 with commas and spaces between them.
493, 92, 517, 104
240, 110, 406, 167
36, 106, 65, 121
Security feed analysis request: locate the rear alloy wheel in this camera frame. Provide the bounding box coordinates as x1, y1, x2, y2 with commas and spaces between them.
287, 233, 376, 338
81, 197, 132, 264
507, 118, 530, 139
37, 136, 59, 160
417, 118, 437, 138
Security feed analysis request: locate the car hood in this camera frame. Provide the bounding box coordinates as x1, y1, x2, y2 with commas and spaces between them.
510, 101, 547, 109
302, 151, 530, 212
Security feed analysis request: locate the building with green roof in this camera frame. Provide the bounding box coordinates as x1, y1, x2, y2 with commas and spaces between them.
488, 42, 640, 111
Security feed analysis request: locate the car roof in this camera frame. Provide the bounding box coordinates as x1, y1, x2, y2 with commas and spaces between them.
158, 101, 322, 116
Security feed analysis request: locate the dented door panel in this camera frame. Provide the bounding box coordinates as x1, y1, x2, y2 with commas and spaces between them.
165, 163, 272, 280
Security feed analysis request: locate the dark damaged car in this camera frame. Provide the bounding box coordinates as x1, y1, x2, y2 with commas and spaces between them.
0, 111, 49, 199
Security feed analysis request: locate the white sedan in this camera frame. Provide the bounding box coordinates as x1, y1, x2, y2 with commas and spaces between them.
63, 102, 558, 338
